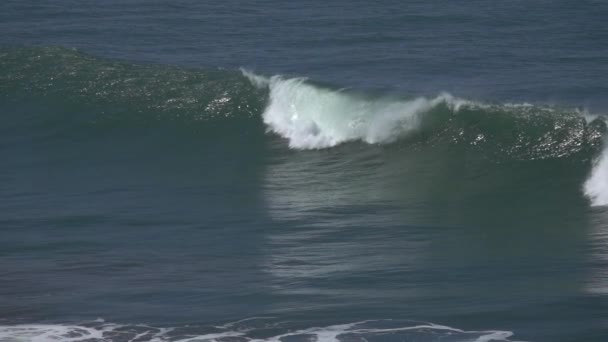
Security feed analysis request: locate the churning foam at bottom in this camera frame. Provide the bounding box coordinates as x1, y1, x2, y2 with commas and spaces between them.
0, 319, 525, 342
585, 142, 608, 206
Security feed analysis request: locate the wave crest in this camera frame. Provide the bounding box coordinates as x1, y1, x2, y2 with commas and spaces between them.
244, 71, 605, 158
244, 71, 466, 149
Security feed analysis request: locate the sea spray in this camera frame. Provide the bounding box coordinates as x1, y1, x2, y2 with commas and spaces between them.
585, 141, 608, 206
243, 71, 470, 149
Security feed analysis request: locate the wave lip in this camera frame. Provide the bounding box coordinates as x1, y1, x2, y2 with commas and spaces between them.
244, 71, 467, 149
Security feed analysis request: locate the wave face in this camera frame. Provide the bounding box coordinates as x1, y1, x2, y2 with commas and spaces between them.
0, 319, 521, 342
243, 70, 608, 205
1, 46, 607, 206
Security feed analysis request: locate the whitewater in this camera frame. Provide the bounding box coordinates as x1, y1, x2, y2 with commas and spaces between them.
0, 319, 524, 342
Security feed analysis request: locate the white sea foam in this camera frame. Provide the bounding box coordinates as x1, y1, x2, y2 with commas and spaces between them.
585, 141, 608, 206
0, 319, 524, 342
0, 323, 106, 342
243, 71, 468, 149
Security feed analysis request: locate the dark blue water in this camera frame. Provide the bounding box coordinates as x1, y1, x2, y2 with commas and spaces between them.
1, 1, 608, 341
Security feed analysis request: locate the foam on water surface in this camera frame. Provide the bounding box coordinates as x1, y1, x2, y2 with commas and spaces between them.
0, 319, 526, 342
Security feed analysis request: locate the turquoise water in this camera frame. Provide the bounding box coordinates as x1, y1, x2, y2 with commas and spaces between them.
1, 2, 608, 341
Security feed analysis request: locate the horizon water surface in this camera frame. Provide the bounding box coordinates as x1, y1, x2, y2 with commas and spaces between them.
2, 1, 608, 342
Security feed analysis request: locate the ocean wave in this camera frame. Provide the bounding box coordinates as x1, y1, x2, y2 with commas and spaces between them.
1, 47, 604, 158
0, 319, 524, 342
242, 70, 608, 206
2, 47, 607, 206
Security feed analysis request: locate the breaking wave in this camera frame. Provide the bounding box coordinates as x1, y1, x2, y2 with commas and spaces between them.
243, 70, 605, 154
242, 70, 608, 206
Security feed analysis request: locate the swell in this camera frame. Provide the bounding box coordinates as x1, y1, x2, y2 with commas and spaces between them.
0, 46, 267, 126
1, 46, 607, 205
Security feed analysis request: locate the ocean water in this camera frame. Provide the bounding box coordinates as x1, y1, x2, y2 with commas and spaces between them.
1, 1, 608, 341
